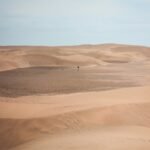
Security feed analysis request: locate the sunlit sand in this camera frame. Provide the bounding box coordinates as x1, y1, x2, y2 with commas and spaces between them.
0, 44, 150, 150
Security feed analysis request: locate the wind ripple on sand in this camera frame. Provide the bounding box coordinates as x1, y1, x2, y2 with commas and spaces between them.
0, 86, 150, 150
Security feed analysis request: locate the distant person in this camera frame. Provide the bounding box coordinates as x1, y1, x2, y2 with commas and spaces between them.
77, 66, 80, 71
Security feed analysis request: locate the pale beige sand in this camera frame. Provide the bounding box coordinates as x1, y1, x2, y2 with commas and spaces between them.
0, 86, 150, 150
0, 86, 150, 119
0, 44, 150, 71
0, 44, 150, 97
12, 126, 150, 150
0, 44, 150, 150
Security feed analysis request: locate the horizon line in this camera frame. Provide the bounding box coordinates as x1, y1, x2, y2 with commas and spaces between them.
0, 43, 150, 48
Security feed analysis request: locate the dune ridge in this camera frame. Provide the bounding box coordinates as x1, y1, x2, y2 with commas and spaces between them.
0, 44, 150, 71
0, 44, 150, 97
0, 86, 150, 150
0, 44, 150, 150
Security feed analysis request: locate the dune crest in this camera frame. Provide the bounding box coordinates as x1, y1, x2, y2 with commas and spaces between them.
0, 86, 150, 150
0, 44, 150, 150
0, 44, 150, 71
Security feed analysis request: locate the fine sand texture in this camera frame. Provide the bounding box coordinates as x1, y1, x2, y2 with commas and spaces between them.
0, 44, 150, 150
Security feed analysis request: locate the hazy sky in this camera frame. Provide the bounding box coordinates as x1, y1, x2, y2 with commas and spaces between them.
0, 0, 150, 46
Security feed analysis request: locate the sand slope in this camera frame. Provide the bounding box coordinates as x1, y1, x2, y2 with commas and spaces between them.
0, 44, 150, 150
0, 44, 150, 97
0, 86, 150, 150
0, 86, 150, 119
0, 44, 150, 71
13, 126, 150, 150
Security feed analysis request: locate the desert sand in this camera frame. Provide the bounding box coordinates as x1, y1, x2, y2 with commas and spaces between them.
0, 44, 150, 150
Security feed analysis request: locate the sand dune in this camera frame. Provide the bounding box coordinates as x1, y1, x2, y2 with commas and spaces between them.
0, 44, 150, 150
0, 86, 150, 119
12, 126, 150, 150
0, 86, 150, 150
0, 44, 150, 71
0, 44, 150, 97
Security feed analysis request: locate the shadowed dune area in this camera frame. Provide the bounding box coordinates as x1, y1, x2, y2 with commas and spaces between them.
0, 44, 150, 150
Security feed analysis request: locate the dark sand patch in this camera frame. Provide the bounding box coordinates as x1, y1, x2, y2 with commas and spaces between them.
0, 66, 140, 97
